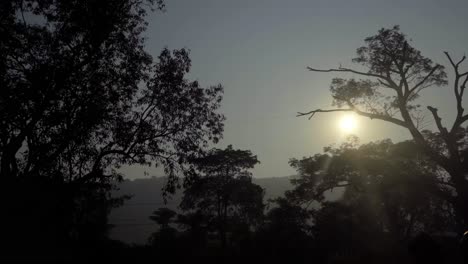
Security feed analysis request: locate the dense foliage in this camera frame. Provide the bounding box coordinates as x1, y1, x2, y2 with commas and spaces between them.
0, 0, 224, 256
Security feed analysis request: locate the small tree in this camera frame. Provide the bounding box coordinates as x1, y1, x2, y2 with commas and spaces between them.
180, 145, 264, 248
299, 26, 468, 230
149, 208, 177, 229
148, 208, 177, 250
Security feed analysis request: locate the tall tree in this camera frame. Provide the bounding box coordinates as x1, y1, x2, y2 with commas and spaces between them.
298, 26, 468, 230
180, 145, 264, 248
0, 0, 225, 249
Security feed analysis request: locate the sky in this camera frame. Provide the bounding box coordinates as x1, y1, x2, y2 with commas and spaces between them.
122, 0, 468, 179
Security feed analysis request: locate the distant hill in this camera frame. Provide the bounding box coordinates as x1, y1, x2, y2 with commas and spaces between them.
108, 176, 294, 245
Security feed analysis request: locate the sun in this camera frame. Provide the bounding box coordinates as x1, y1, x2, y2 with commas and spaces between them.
339, 114, 357, 133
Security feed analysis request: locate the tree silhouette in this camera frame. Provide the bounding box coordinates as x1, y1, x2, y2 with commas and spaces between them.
175, 210, 208, 254
149, 208, 177, 229
288, 138, 455, 239
180, 145, 264, 249
0, 0, 225, 253
299, 26, 468, 230
285, 138, 461, 262
254, 197, 312, 259
148, 207, 178, 251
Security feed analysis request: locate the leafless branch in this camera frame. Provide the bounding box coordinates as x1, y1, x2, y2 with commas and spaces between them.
427, 106, 449, 136
307, 66, 387, 80
444, 52, 468, 133
444, 51, 465, 68
297, 108, 354, 119
461, 74, 468, 98
297, 107, 408, 128
456, 56, 466, 68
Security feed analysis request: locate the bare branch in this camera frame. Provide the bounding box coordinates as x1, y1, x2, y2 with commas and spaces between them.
297, 107, 408, 128
297, 108, 354, 119
445, 52, 468, 134
461, 74, 468, 98
457, 114, 468, 126
307, 66, 387, 80
444, 52, 467, 69
427, 106, 449, 136
456, 55, 466, 68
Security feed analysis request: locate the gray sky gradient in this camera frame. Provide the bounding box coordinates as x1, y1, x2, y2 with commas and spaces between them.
122, 0, 468, 179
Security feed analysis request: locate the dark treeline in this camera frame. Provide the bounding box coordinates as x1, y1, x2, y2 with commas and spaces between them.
1, 0, 468, 263
140, 140, 465, 263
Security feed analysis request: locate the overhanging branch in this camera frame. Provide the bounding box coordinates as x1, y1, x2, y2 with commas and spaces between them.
307, 66, 387, 80
297, 107, 408, 128
297, 108, 354, 119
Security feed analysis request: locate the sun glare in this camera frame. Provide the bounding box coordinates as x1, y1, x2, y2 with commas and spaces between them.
339, 114, 357, 133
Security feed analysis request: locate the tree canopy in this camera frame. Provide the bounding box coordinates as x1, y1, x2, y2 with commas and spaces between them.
0, 0, 225, 250
0, 0, 224, 187
180, 145, 264, 248
299, 25, 468, 229
288, 138, 455, 238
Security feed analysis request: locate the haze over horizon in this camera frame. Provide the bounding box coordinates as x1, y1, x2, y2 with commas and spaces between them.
120, 0, 468, 179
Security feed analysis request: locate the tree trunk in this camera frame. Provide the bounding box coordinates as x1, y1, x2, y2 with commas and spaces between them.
216, 193, 227, 249
447, 166, 468, 232
453, 180, 468, 232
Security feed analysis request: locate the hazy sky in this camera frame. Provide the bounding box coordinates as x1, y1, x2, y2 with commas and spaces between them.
123, 0, 468, 179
